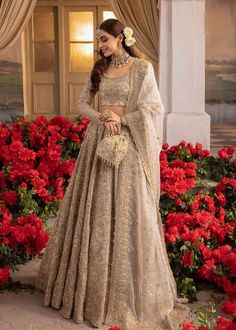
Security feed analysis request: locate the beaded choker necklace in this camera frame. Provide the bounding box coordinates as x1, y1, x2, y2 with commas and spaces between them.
110, 50, 131, 68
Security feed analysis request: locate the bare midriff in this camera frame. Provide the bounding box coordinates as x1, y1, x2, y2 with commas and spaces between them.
98, 105, 126, 117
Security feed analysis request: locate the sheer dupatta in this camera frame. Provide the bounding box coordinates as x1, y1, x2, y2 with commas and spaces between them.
123, 59, 164, 205
123, 60, 189, 316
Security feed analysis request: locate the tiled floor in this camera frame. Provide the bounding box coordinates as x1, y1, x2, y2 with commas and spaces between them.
211, 123, 236, 154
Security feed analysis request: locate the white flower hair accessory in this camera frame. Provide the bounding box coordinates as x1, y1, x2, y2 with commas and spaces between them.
123, 27, 136, 47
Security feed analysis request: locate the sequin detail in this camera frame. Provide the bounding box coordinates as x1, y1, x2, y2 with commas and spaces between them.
99, 71, 131, 106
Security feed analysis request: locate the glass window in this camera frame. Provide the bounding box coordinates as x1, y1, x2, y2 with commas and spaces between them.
69, 12, 94, 42
34, 44, 55, 72
33, 10, 55, 72
70, 43, 93, 72
33, 11, 54, 42
69, 11, 94, 72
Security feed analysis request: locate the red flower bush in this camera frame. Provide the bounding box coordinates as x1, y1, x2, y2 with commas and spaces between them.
218, 146, 235, 160
160, 141, 236, 329
0, 205, 49, 285
0, 115, 89, 286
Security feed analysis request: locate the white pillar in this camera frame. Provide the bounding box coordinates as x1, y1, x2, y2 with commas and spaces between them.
159, 0, 210, 149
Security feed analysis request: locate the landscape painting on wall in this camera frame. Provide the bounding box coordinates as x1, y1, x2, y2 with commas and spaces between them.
205, 0, 236, 104
0, 39, 24, 122
206, 60, 236, 104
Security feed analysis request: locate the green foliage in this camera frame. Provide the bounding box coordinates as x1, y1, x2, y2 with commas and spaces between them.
177, 277, 197, 302
210, 158, 235, 182
61, 140, 80, 161
193, 301, 217, 330
17, 187, 60, 225
0, 244, 29, 270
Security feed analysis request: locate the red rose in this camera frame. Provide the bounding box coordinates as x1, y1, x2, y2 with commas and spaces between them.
195, 142, 203, 150
217, 245, 232, 255
0, 264, 10, 285
0, 221, 11, 235
169, 146, 176, 153
162, 143, 169, 150
182, 250, 193, 266
164, 233, 178, 244
196, 260, 216, 281
169, 225, 180, 237
197, 242, 212, 260
218, 207, 225, 222
0, 190, 17, 205
217, 192, 227, 207
19, 182, 27, 188
215, 316, 234, 330
227, 146, 235, 154
182, 322, 197, 330
221, 300, 236, 316
176, 198, 183, 207
189, 200, 199, 214
218, 148, 229, 159
222, 276, 236, 300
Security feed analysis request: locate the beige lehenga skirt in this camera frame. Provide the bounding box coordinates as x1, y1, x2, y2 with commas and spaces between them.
36, 122, 191, 330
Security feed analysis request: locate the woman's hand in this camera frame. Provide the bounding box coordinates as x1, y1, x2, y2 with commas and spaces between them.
99, 110, 121, 123
104, 121, 121, 136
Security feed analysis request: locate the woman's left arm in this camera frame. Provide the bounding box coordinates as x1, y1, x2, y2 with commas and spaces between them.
120, 62, 164, 144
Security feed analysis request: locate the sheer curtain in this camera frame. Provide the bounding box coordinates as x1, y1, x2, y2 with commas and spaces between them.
108, 0, 159, 66
0, 0, 36, 55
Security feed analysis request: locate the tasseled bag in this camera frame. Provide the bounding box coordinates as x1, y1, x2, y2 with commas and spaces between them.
96, 130, 129, 167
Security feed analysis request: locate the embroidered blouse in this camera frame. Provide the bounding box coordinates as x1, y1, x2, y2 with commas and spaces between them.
98, 71, 131, 107
77, 70, 132, 125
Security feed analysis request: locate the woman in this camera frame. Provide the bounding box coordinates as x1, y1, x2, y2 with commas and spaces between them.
37, 19, 191, 329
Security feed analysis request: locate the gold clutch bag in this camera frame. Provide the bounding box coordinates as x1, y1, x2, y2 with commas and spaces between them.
96, 130, 129, 167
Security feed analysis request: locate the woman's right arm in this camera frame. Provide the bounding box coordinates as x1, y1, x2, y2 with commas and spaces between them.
77, 75, 104, 124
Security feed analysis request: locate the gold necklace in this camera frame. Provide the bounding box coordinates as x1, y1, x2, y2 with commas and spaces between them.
110, 50, 131, 68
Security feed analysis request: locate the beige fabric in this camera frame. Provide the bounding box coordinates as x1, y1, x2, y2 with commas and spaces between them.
0, 0, 36, 55
108, 0, 159, 65
123, 60, 164, 203
36, 58, 191, 329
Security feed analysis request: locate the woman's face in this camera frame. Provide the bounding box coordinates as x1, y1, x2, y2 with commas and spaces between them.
96, 30, 122, 57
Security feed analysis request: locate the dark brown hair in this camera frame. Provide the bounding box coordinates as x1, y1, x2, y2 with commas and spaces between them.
90, 19, 139, 93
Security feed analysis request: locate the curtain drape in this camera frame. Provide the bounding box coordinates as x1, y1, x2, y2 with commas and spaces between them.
108, 0, 159, 65
0, 0, 36, 56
